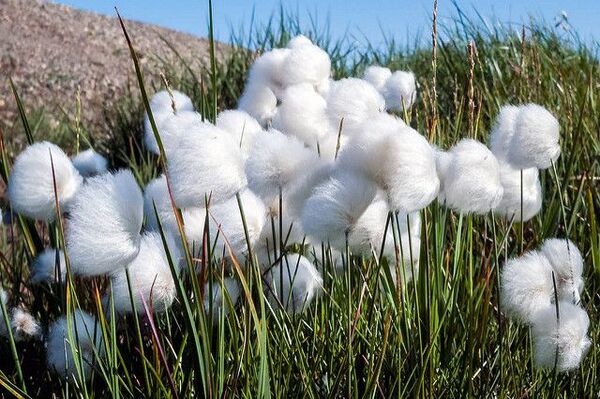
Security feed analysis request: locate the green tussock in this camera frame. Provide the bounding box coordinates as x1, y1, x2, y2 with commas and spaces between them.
0, 6, 599, 398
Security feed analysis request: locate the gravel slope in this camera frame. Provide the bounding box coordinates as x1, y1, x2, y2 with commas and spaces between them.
0, 0, 217, 132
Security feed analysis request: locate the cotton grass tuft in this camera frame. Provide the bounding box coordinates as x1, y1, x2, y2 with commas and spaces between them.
540, 238, 584, 303
167, 123, 246, 207
437, 139, 503, 214
266, 254, 323, 314
272, 83, 332, 147
301, 170, 378, 250
339, 125, 439, 212
216, 110, 264, 158
108, 231, 181, 314
144, 90, 193, 134
382, 70, 417, 111
145, 110, 203, 155
500, 250, 556, 323
508, 103, 560, 169
10, 308, 41, 341
67, 169, 143, 276
47, 310, 103, 381
362, 65, 392, 92
281, 42, 331, 89
30, 248, 67, 284
71, 148, 108, 177
326, 78, 385, 135
246, 129, 324, 204
494, 162, 542, 222
8, 141, 82, 221
531, 301, 591, 371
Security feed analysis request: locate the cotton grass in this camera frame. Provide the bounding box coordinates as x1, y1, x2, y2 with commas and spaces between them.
301, 170, 378, 250
108, 231, 181, 314
47, 310, 103, 381
8, 141, 82, 221
167, 123, 246, 207
382, 70, 417, 111
531, 301, 591, 371
501, 239, 591, 370
71, 148, 108, 177
326, 78, 385, 135
30, 248, 67, 284
338, 125, 439, 212
67, 169, 143, 276
10, 308, 41, 342
265, 254, 323, 314
500, 250, 556, 323
436, 139, 503, 214
246, 129, 324, 204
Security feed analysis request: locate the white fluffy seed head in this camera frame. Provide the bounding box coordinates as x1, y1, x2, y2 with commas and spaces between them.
531, 302, 591, 371
10, 308, 41, 341
326, 78, 385, 135
346, 190, 390, 255
246, 48, 291, 98
207, 189, 267, 260
67, 169, 143, 276
437, 139, 504, 214
8, 141, 83, 221
435, 148, 452, 180
176, 190, 266, 262
363, 65, 392, 92
501, 250, 555, 323
174, 207, 206, 256
382, 70, 417, 111
147, 90, 194, 117
238, 82, 278, 126
280, 162, 333, 220
339, 126, 439, 212
145, 110, 203, 155
143, 175, 175, 232
281, 42, 331, 89
508, 104, 561, 169
494, 162, 542, 222
540, 238, 584, 303
383, 211, 422, 284
271, 84, 333, 146
30, 248, 67, 284
71, 149, 108, 177
342, 109, 407, 139
266, 254, 323, 314
109, 231, 181, 314
47, 310, 103, 381
204, 277, 240, 324
287, 34, 313, 49
246, 129, 324, 204
301, 170, 378, 250
216, 110, 264, 159
167, 123, 246, 207
489, 105, 520, 160
144, 90, 194, 137
254, 163, 332, 263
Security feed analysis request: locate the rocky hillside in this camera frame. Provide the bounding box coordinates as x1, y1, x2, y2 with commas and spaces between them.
0, 0, 218, 133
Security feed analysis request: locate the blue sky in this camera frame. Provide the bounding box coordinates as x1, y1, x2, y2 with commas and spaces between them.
54, 1, 599, 48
